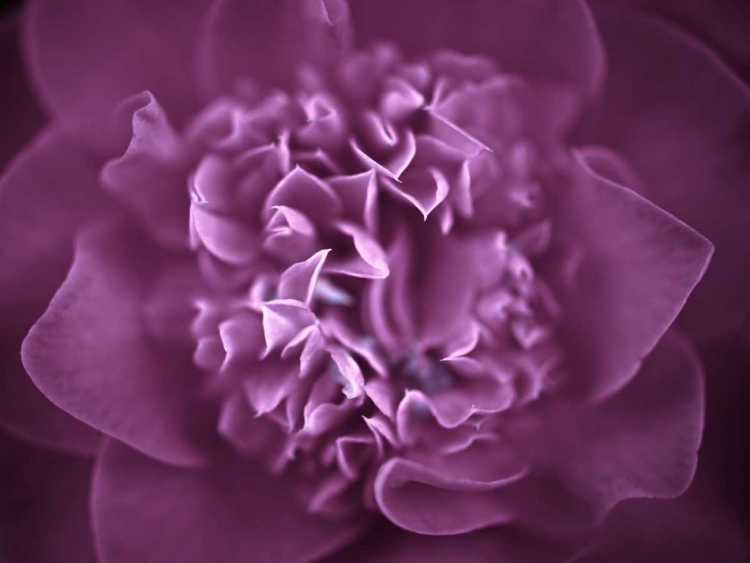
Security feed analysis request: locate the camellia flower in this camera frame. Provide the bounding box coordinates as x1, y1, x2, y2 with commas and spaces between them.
1, 1, 749, 562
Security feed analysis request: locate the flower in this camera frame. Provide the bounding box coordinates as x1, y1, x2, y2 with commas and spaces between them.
1, 1, 749, 562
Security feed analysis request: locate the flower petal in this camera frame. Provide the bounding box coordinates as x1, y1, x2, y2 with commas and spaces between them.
92, 439, 372, 563
509, 330, 704, 532
278, 249, 331, 305
0, 129, 107, 456
23, 0, 211, 122
550, 152, 713, 399
0, 431, 97, 563
592, 14, 750, 342
375, 452, 528, 535
0, 12, 45, 169
21, 221, 218, 467
348, 0, 605, 96
101, 92, 190, 248
414, 231, 475, 347
0, 346, 101, 458
323, 522, 586, 563
197, 0, 352, 97
572, 492, 750, 562
326, 221, 390, 279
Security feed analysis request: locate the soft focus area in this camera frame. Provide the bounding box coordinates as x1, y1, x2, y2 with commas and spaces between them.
1, 1, 749, 562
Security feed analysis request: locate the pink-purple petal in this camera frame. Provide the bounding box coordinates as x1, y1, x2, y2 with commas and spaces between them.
24, 0, 211, 122
592, 13, 750, 342
550, 152, 713, 399
197, 0, 352, 97
21, 221, 218, 467
100, 92, 190, 248
375, 455, 528, 535
0, 129, 108, 456
348, 0, 605, 97
92, 439, 372, 563
509, 331, 704, 532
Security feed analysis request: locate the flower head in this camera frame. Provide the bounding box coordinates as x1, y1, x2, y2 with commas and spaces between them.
2, 0, 746, 561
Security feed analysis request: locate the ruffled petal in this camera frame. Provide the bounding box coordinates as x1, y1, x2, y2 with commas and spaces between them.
325, 221, 390, 279
92, 439, 372, 563
0, 129, 107, 456
375, 443, 529, 534
101, 92, 190, 248
21, 221, 218, 467
23, 0, 211, 122
348, 0, 605, 96
592, 14, 750, 341
0, 431, 97, 563
278, 248, 331, 305
550, 152, 712, 399
509, 330, 704, 532
576, 145, 644, 194
197, 0, 353, 97
414, 231, 475, 347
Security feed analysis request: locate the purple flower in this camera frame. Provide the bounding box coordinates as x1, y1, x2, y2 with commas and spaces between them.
1, 1, 748, 561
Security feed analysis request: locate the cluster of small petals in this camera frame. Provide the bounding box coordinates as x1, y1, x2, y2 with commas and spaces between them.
137, 43, 574, 517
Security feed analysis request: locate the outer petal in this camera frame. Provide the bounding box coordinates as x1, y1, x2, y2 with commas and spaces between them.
550, 152, 712, 399
0, 11, 44, 169
590, 0, 750, 82
591, 14, 750, 341
573, 493, 750, 562
21, 221, 218, 467
0, 129, 107, 456
508, 330, 704, 532
0, 431, 97, 563
92, 439, 371, 563
197, 0, 353, 96
23, 0, 212, 123
348, 0, 605, 96
323, 522, 586, 563
100, 92, 190, 249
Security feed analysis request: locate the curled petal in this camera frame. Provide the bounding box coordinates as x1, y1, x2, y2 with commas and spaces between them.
328, 170, 379, 233
243, 362, 299, 415
576, 145, 644, 195
190, 204, 259, 265
375, 455, 528, 535
382, 167, 450, 220
264, 166, 343, 223
350, 128, 416, 181
328, 345, 365, 398
278, 249, 331, 305
101, 92, 189, 248
326, 222, 390, 279
260, 299, 317, 356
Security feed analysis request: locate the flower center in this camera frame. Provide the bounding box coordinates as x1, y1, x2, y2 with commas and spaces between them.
184, 44, 569, 517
